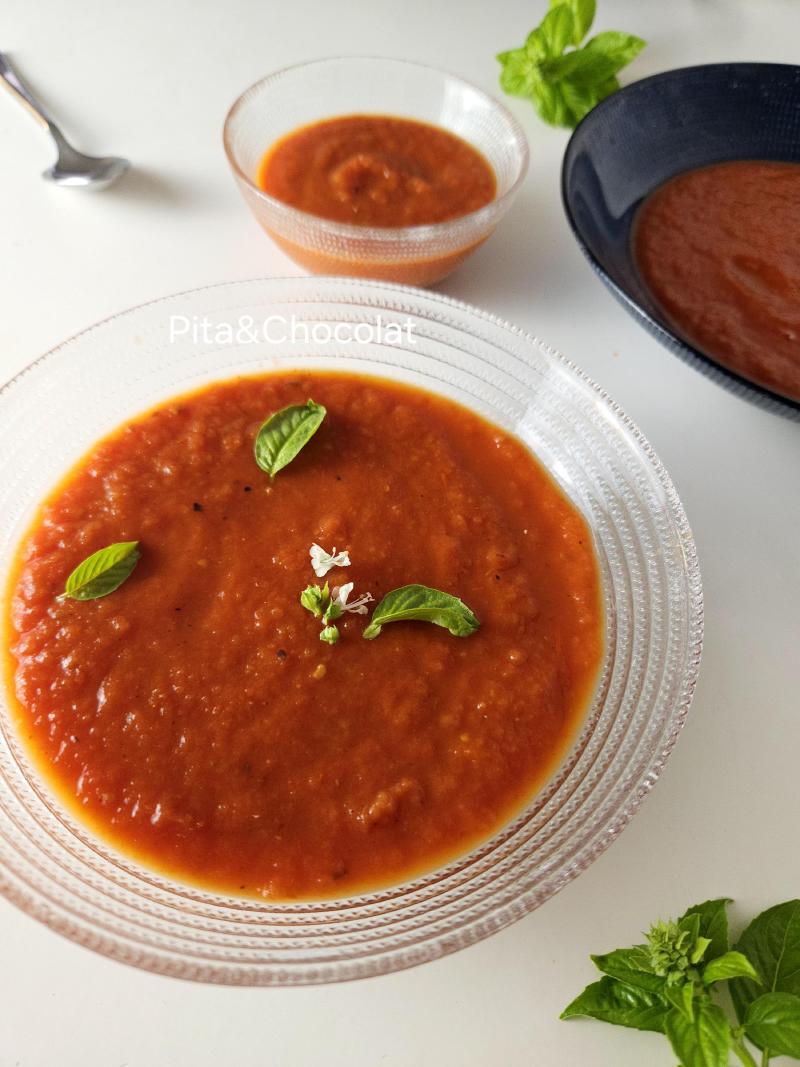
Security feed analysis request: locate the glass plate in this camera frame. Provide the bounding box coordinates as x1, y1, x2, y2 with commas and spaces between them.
0, 278, 702, 985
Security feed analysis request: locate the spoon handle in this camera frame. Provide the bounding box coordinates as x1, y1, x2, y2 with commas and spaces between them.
0, 52, 58, 134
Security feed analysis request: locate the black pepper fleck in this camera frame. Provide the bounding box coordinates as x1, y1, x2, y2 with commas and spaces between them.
276, 648, 288, 661
243, 485, 252, 492
192, 502, 203, 512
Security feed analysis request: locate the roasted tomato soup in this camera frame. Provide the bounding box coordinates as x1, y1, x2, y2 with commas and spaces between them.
634, 160, 800, 402
5, 374, 602, 900
258, 115, 496, 227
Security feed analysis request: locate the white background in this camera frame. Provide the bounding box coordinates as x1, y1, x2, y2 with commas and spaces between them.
1, 1, 799, 1064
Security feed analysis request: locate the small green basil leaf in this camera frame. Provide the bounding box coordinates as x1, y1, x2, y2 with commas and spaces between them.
663, 981, 695, 1021
60, 541, 140, 602
558, 78, 605, 125
498, 10, 644, 130
497, 47, 539, 97
547, 34, 644, 91
731, 901, 800, 1022
254, 399, 326, 478
678, 912, 702, 945
664, 1000, 731, 1067
532, 80, 579, 127
523, 27, 549, 64
362, 585, 479, 640
550, 0, 596, 44
582, 30, 646, 73
561, 976, 670, 1033
546, 47, 627, 93
591, 947, 665, 993
744, 992, 800, 1057
680, 899, 732, 961
691, 937, 713, 966
702, 951, 760, 987
533, 4, 575, 57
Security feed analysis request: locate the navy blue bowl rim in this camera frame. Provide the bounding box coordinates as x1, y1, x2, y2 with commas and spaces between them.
561, 61, 800, 421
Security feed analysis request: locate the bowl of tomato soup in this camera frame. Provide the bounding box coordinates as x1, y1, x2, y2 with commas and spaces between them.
223, 57, 528, 285
562, 62, 800, 416
0, 279, 702, 984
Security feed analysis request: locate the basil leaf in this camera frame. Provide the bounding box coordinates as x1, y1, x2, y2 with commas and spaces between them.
731, 901, 800, 1022
561, 976, 670, 1033
533, 80, 578, 127
497, 9, 645, 129
702, 951, 760, 987
591, 947, 666, 993
254, 399, 326, 478
678, 912, 702, 945
680, 899, 732, 961
533, 5, 575, 58
547, 48, 620, 89
664, 1000, 731, 1067
550, 0, 596, 44
60, 541, 140, 602
676, 913, 713, 967
745, 992, 800, 1057
559, 78, 606, 125
582, 30, 646, 72
663, 981, 695, 1021
362, 584, 479, 640
497, 47, 538, 97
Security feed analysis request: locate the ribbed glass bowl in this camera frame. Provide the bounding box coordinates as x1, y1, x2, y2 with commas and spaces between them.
0, 278, 702, 985
223, 57, 529, 285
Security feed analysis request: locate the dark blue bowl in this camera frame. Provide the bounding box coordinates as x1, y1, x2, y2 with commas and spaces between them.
561, 62, 800, 419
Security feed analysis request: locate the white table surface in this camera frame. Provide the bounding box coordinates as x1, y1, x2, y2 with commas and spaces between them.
2, 1, 799, 1064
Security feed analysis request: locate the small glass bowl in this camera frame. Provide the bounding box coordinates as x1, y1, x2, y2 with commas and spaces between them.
222, 57, 529, 285
0, 279, 702, 985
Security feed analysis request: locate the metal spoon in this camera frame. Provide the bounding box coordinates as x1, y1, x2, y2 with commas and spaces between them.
0, 52, 129, 189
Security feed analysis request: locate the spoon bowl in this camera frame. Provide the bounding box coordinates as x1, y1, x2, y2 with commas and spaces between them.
0, 52, 129, 191
43, 142, 129, 189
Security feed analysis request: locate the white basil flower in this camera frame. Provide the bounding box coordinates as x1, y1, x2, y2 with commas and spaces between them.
330, 582, 374, 616
309, 543, 351, 578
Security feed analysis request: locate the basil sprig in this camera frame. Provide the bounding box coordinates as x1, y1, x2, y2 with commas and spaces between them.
563, 897, 800, 1066
254, 399, 326, 478
497, 0, 645, 129
362, 584, 479, 640
59, 541, 140, 601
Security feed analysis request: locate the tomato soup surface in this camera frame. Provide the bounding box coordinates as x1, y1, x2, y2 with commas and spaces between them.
258, 114, 496, 227
634, 160, 800, 402
5, 374, 602, 900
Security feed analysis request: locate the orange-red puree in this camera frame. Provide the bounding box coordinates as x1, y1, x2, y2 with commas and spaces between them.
634, 160, 800, 402
5, 373, 602, 900
258, 115, 496, 227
